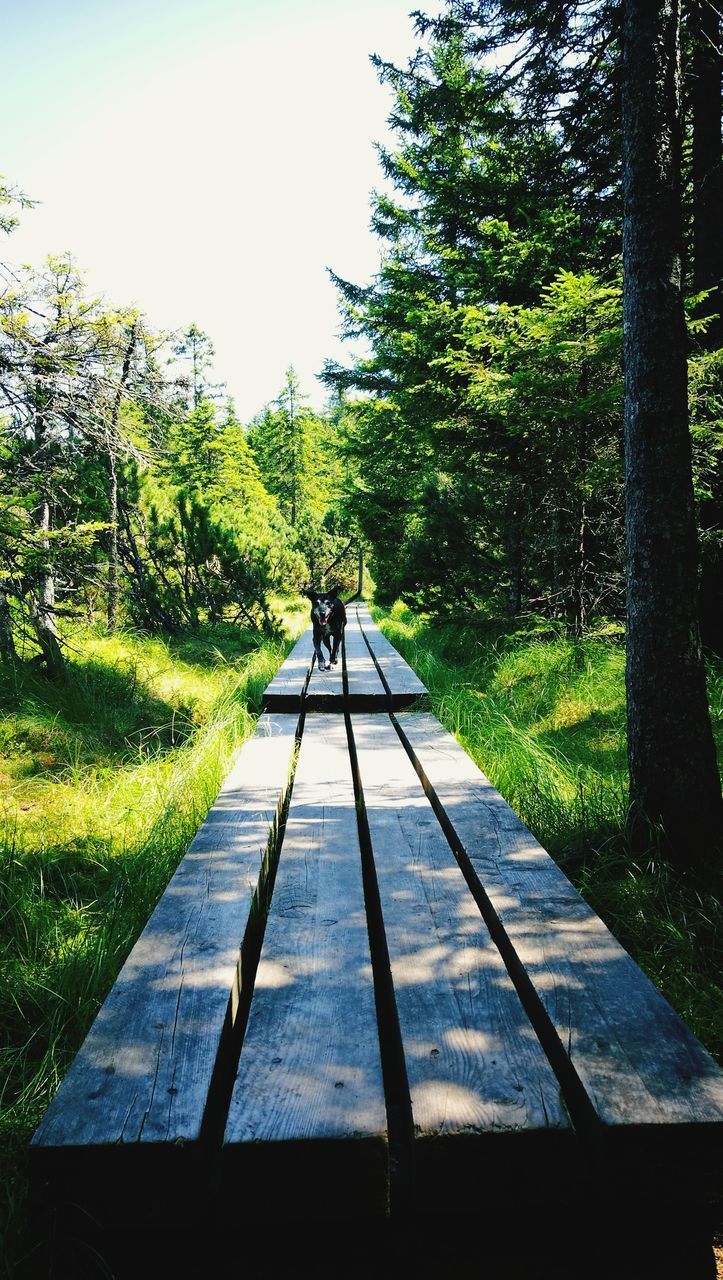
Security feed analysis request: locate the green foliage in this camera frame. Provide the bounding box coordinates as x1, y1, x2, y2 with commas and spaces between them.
0, 176, 35, 236
324, 30, 629, 624
247, 370, 359, 592
0, 254, 308, 658
117, 465, 284, 634
169, 322, 221, 410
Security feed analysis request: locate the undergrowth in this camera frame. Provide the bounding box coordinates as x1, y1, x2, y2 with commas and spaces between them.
0, 608, 305, 1276
374, 602, 723, 1064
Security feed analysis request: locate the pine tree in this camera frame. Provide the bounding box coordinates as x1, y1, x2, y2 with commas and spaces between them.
621, 0, 721, 866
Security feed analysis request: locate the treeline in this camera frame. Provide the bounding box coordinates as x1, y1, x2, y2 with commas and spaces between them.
323, 5, 721, 644
0, 218, 357, 678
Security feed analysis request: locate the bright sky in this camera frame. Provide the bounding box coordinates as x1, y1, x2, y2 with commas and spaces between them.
2, 0, 434, 420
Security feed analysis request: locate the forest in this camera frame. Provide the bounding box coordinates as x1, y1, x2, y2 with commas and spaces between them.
1, 0, 722, 1273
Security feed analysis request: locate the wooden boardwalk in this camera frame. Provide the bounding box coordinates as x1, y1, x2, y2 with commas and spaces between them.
263, 601, 427, 711
31, 604, 723, 1276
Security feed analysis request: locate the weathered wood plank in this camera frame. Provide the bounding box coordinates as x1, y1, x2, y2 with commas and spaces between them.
263, 628, 313, 710
355, 603, 427, 704
344, 611, 388, 708
304, 636, 345, 711
395, 711, 723, 1196
352, 713, 573, 1213
223, 714, 388, 1220
32, 713, 299, 1172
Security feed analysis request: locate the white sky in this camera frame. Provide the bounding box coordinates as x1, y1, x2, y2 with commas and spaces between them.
1, 0, 435, 419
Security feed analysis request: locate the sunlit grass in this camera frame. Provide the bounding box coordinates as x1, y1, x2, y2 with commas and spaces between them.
376, 603, 628, 853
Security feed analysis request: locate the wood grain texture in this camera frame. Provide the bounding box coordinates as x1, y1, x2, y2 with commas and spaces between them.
305, 637, 345, 710
355, 603, 427, 702
396, 711, 723, 1194
344, 611, 388, 708
223, 714, 388, 1220
352, 714, 572, 1211
262, 628, 313, 710
32, 713, 299, 1159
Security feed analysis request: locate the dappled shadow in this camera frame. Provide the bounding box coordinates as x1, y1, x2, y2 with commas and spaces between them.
165, 622, 270, 672
541, 706, 627, 773
392, 709, 723, 1205
0, 655, 195, 787
30, 716, 298, 1161
352, 713, 573, 1211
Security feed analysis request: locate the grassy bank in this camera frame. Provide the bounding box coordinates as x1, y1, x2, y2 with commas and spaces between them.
374, 602, 723, 1062
0, 610, 304, 1275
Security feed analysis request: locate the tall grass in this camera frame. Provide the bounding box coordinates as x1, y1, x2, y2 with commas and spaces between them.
374, 602, 723, 1064
378, 605, 629, 853
0, 616, 301, 1276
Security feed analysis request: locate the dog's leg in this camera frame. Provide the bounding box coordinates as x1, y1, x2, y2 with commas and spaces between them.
330, 632, 341, 665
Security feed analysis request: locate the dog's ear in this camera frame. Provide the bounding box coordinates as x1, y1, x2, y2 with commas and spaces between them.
304, 589, 319, 601
327, 584, 340, 598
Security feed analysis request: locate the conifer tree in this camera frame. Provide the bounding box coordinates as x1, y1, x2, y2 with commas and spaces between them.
621, 0, 721, 866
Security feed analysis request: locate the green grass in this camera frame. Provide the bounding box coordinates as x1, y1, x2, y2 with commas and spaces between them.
0, 605, 306, 1276
374, 602, 723, 1063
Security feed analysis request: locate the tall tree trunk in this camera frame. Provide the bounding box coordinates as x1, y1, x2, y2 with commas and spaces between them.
690, 0, 723, 647
0, 587, 17, 665
551, 502, 561, 616
289, 378, 297, 528
571, 498, 588, 640
505, 509, 522, 618
621, 0, 722, 867
32, 494, 65, 680
505, 443, 522, 618
571, 350, 589, 639
107, 323, 138, 631
691, 0, 722, 346
32, 367, 65, 680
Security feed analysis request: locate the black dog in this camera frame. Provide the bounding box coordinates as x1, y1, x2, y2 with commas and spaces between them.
306, 587, 346, 672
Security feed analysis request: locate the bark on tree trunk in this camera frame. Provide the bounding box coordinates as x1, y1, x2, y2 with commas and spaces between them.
0, 587, 17, 665
505, 444, 522, 618
571, 498, 588, 640
691, 0, 722, 346
690, 1, 723, 648
107, 323, 137, 631
32, 495, 65, 680
551, 502, 561, 615
506, 512, 522, 619
621, 0, 722, 867
32, 370, 65, 681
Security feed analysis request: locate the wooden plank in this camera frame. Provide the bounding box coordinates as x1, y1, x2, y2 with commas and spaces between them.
355, 603, 427, 704
223, 714, 388, 1221
395, 711, 723, 1197
32, 713, 299, 1187
352, 713, 573, 1213
304, 635, 345, 711
344, 611, 388, 708
263, 627, 313, 710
